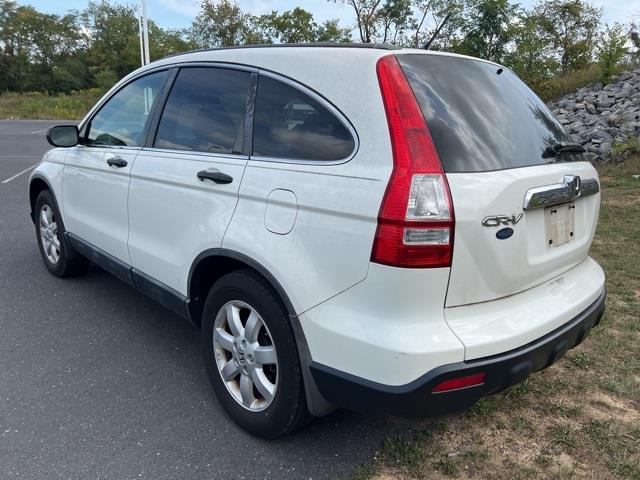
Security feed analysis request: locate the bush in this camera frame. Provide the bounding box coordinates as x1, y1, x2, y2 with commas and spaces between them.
597, 23, 629, 84
0, 90, 104, 120
94, 69, 119, 91
612, 136, 640, 160
536, 64, 602, 102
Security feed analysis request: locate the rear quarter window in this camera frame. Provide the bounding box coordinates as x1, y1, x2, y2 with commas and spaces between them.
252, 76, 355, 162
397, 54, 579, 172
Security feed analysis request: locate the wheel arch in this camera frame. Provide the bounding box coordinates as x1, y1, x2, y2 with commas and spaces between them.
187, 249, 297, 326
188, 248, 334, 417
29, 174, 55, 224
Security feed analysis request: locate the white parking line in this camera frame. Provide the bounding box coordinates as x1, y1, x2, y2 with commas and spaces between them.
1, 164, 36, 184
31, 128, 49, 134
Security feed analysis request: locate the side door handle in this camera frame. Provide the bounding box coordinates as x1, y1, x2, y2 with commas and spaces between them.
197, 168, 233, 184
107, 156, 128, 168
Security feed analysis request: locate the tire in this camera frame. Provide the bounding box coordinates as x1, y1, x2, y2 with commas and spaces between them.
201, 269, 311, 438
34, 190, 88, 278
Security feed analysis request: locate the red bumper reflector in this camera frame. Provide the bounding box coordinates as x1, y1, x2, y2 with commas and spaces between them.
432, 373, 486, 393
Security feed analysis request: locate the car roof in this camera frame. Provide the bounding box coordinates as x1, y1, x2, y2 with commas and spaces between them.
153, 42, 502, 70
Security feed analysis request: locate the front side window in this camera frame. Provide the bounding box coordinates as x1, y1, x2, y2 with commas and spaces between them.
154, 68, 251, 154
86, 71, 167, 147
253, 76, 355, 161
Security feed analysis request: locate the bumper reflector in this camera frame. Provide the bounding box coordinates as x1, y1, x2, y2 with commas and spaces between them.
432, 373, 486, 393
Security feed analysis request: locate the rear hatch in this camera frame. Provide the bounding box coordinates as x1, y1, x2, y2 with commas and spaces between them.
397, 53, 601, 307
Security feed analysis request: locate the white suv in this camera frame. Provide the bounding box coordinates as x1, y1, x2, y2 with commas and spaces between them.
30, 44, 606, 438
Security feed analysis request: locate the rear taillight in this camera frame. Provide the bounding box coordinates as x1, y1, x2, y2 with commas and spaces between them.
371, 55, 455, 268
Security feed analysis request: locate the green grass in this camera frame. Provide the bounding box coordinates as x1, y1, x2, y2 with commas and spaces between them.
536, 64, 603, 102
549, 424, 578, 450
0, 89, 104, 120
352, 157, 640, 480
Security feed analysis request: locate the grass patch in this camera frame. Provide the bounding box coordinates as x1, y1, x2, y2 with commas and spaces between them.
435, 455, 459, 476
0, 89, 104, 120
537, 64, 603, 102
349, 463, 378, 480
353, 157, 640, 480
548, 424, 578, 450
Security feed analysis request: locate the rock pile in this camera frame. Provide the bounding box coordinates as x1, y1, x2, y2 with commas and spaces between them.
549, 69, 640, 163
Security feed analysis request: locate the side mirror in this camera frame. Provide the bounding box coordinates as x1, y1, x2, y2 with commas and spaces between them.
46, 125, 79, 148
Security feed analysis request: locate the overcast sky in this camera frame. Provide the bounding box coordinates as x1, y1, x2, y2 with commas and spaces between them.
17, 0, 640, 31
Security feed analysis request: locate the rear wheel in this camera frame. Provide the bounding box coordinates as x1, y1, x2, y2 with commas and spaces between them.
35, 190, 88, 277
201, 270, 311, 438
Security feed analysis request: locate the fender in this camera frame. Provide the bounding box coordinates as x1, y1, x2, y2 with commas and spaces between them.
188, 248, 297, 319
28, 173, 56, 224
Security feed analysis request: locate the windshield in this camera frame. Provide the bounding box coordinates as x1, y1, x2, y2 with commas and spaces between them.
397, 54, 582, 173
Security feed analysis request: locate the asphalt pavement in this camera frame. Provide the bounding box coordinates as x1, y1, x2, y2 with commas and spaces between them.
0, 120, 423, 480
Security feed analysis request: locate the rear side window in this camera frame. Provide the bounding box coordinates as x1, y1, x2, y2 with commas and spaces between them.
397, 54, 578, 172
253, 76, 355, 161
155, 68, 251, 154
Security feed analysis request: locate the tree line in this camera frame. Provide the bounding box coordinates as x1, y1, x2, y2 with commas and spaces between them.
0, 0, 638, 97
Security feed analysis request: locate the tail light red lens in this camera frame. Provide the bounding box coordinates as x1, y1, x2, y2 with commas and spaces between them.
371, 55, 455, 268
432, 373, 486, 393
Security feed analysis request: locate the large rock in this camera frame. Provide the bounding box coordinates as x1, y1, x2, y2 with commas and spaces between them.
548, 70, 640, 164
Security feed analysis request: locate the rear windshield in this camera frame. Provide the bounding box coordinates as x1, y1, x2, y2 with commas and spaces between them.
397, 54, 579, 173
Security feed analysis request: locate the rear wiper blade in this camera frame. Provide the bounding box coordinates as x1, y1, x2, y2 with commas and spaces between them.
542, 143, 585, 159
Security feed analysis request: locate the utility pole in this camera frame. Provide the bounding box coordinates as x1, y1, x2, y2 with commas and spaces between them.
138, 0, 150, 66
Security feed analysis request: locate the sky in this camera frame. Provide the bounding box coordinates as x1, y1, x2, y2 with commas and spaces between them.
16, 0, 640, 31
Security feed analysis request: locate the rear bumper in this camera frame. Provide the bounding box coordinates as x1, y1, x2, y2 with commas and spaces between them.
309, 288, 605, 417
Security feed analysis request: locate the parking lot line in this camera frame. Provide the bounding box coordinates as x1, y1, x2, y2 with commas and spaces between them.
2, 164, 36, 184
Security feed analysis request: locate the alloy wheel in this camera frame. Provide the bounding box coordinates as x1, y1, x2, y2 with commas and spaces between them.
212, 300, 278, 411
39, 204, 60, 265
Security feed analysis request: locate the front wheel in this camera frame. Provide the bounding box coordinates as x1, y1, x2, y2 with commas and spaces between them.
201, 270, 311, 438
34, 190, 88, 277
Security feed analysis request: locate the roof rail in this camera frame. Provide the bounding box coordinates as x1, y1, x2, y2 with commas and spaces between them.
161, 42, 401, 60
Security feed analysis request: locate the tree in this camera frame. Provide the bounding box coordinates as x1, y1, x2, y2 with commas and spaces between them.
80, 1, 140, 80
333, 0, 461, 47
378, 0, 411, 44
412, 0, 464, 50
337, 0, 382, 43
148, 23, 194, 59
316, 19, 352, 43
0, 1, 86, 92
597, 23, 629, 83
257, 7, 317, 43
536, 0, 601, 72
455, 0, 519, 62
505, 11, 558, 89
190, 0, 260, 48
257, 8, 351, 44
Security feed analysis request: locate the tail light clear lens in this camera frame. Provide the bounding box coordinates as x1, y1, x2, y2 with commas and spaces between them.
406, 174, 451, 220
371, 55, 455, 268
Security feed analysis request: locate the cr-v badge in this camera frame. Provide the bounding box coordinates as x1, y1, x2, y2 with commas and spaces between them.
481, 214, 523, 227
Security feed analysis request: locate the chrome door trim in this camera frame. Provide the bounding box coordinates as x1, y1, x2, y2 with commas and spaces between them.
523, 176, 600, 210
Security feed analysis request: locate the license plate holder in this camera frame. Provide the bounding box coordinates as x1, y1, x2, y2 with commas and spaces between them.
545, 202, 575, 247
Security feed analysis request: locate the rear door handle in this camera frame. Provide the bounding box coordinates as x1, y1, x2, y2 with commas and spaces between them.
197, 169, 233, 184
107, 157, 128, 168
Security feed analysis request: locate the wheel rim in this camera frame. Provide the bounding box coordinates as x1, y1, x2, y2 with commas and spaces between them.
212, 300, 278, 412
39, 204, 61, 265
